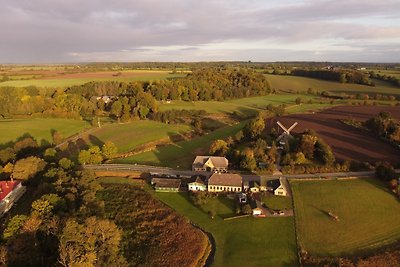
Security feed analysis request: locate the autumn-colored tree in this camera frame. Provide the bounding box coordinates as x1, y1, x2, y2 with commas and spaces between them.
101, 141, 118, 159
59, 217, 126, 267
12, 156, 46, 180
244, 116, 265, 140
3, 215, 28, 239
209, 139, 228, 156
59, 158, 74, 170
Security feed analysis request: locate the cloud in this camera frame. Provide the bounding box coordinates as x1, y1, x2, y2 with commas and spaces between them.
0, 0, 399, 62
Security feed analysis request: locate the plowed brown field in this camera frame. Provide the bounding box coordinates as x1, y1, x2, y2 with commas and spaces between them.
268, 106, 400, 164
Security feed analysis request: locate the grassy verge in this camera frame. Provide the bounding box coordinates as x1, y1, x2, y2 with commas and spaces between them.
291, 178, 400, 256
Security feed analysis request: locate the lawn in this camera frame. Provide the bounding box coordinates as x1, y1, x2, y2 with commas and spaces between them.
291, 178, 400, 256
114, 121, 247, 168
0, 118, 90, 145
0, 70, 185, 88
262, 195, 293, 210
89, 120, 192, 153
155, 192, 298, 267
266, 74, 400, 97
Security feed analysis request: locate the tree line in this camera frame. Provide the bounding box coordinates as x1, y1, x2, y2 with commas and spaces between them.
369, 71, 400, 88
0, 68, 272, 122
291, 69, 374, 86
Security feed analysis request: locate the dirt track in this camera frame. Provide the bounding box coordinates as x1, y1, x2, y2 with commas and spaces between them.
268, 106, 400, 164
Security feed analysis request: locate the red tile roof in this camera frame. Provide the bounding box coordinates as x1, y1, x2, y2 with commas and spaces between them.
0, 181, 21, 202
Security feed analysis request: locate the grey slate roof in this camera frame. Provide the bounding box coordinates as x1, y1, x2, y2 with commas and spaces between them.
192, 156, 228, 168
151, 178, 181, 189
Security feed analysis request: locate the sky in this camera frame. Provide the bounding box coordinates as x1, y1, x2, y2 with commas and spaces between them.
0, 0, 400, 63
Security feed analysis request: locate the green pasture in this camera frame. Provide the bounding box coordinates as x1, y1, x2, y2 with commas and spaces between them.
159, 94, 325, 116
291, 178, 400, 256
0, 118, 90, 145
266, 74, 400, 96
262, 195, 293, 210
0, 70, 185, 88
89, 120, 191, 153
114, 121, 247, 168
155, 192, 298, 267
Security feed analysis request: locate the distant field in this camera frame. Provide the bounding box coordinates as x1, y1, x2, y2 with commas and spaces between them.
159, 94, 327, 116
155, 192, 298, 267
114, 121, 247, 168
365, 69, 400, 79
266, 74, 400, 96
89, 120, 191, 153
291, 178, 400, 256
0, 118, 89, 145
0, 70, 185, 88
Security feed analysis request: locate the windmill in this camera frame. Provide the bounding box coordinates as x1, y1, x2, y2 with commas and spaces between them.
276, 121, 298, 145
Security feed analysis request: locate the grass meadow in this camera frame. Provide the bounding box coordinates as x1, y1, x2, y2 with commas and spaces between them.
291, 178, 400, 256
89, 120, 192, 153
0, 118, 90, 145
155, 192, 298, 267
159, 93, 331, 116
114, 121, 247, 168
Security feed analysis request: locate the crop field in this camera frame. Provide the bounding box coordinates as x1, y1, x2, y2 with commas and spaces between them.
155, 192, 298, 267
267, 105, 400, 164
265, 74, 400, 97
291, 178, 400, 256
88, 120, 191, 153
0, 70, 185, 88
0, 118, 90, 145
114, 121, 247, 168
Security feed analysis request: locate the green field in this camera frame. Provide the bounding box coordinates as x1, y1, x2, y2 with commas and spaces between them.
0, 118, 90, 145
291, 178, 400, 256
0, 70, 185, 88
89, 120, 191, 153
365, 69, 400, 79
159, 94, 329, 116
155, 192, 298, 267
262, 195, 293, 210
114, 121, 246, 168
266, 74, 400, 96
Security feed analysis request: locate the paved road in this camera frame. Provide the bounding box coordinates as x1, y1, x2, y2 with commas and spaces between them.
83, 163, 399, 181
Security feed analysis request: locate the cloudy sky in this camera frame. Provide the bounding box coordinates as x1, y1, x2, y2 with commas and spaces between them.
1, 0, 400, 63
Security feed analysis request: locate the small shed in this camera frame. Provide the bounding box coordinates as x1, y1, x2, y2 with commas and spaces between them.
151, 178, 181, 192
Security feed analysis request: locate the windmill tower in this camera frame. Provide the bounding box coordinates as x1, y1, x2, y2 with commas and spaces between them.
276, 121, 298, 145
